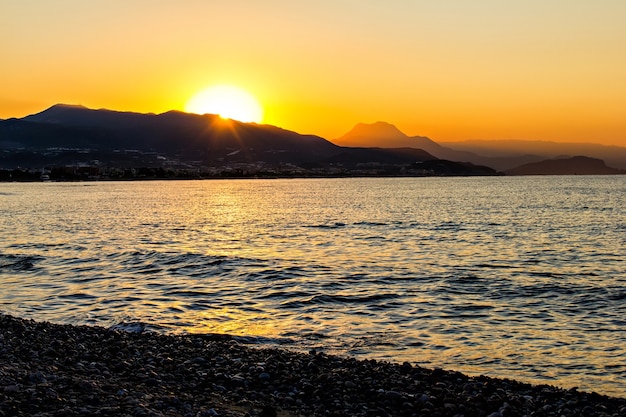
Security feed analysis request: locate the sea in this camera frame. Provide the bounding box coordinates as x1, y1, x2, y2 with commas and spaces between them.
1, 176, 625, 397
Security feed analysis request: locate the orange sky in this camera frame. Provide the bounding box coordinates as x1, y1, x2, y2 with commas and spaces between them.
2, 1, 626, 146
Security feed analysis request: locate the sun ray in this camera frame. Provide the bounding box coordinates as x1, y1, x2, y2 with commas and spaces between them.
185, 85, 263, 123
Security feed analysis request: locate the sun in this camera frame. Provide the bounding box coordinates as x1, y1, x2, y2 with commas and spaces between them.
185, 85, 263, 123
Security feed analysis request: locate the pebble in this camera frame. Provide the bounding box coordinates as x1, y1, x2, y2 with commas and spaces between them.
4, 384, 20, 393
384, 390, 403, 400
2, 313, 626, 417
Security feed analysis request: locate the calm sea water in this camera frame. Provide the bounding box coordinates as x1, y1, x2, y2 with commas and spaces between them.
1, 177, 625, 396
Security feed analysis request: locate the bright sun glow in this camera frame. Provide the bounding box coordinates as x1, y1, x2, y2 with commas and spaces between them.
185, 85, 263, 123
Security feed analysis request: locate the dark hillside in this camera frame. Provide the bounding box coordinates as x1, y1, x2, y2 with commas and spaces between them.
1, 105, 500, 177
505, 156, 624, 175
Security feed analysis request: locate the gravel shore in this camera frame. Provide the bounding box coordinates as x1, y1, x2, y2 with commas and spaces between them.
1, 314, 624, 417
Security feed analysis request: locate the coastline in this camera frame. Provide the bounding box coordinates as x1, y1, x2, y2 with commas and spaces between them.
1, 314, 624, 417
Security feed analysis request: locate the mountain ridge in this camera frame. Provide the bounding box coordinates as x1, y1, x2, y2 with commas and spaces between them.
3, 104, 342, 166
334, 121, 444, 152
334, 122, 626, 170
8, 104, 622, 177
2, 104, 502, 178
332, 122, 529, 170
505, 156, 625, 175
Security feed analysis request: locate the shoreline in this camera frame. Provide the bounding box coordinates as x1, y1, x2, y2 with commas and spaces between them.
1, 314, 625, 416
3, 173, 626, 183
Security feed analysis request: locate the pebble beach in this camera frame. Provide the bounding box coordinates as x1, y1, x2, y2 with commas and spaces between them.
1, 314, 625, 417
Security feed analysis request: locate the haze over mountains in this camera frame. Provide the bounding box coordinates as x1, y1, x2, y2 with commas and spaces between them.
334, 121, 626, 171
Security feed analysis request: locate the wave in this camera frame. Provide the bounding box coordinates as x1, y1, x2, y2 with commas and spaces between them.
0, 253, 43, 271
280, 292, 400, 309
109, 321, 152, 333
353, 221, 389, 227
304, 222, 346, 229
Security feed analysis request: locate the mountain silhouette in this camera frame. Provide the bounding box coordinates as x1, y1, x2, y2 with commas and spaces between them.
333, 122, 517, 168
441, 139, 626, 170
5, 106, 623, 177
19, 104, 338, 159
1, 105, 499, 177
505, 156, 624, 175
335, 122, 444, 152
1, 104, 348, 167
335, 122, 416, 147
334, 122, 626, 171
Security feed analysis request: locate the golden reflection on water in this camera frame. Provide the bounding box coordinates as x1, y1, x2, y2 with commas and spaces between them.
182, 309, 279, 338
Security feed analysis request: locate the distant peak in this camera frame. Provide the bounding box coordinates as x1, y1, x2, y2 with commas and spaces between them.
355, 121, 396, 128
330, 120, 438, 150
342, 121, 408, 140
48, 103, 88, 110
22, 103, 92, 122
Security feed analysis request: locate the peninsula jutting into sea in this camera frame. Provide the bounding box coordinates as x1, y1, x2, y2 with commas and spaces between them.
1, 105, 624, 181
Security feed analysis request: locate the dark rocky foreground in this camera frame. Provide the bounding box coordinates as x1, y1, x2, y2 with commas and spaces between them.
1, 314, 624, 417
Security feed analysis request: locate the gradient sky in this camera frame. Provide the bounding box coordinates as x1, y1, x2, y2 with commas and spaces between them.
2, 1, 626, 145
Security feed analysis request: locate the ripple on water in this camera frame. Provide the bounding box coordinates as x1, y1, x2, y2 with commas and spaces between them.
0, 253, 44, 271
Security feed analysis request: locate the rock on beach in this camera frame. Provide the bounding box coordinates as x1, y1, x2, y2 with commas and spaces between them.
1, 314, 625, 416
